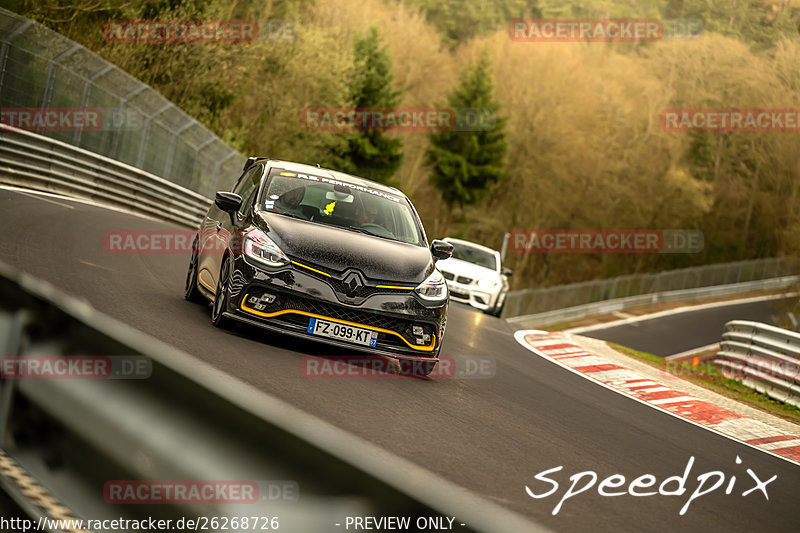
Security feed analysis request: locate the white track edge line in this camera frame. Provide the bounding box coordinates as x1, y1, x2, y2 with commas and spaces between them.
513, 329, 800, 469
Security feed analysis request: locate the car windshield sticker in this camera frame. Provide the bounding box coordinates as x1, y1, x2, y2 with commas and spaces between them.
264, 200, 275, 209
269, 194, 280, 200
273, 169, 401, 203
323, 201, 336, 215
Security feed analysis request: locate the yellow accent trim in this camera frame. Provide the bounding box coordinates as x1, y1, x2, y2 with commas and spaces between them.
376, 285, 415, 291
198, 272, 215, 291
240, 294, 435, 351
291, 260, 331, 277
279, 172, 296, 176
289, 263, 412, 291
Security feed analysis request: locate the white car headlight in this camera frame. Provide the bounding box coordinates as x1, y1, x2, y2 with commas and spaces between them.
243, 228, 290, 268
477, 277, 500, 290
414, 269, 448, 302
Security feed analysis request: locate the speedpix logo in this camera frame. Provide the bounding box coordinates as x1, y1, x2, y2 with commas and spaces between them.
525, 456, 777, 515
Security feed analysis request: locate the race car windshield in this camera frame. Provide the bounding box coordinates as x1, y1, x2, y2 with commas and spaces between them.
260, 170, 424, 246
449, 242, 497, 270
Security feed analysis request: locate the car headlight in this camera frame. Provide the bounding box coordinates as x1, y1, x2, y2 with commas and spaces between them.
243, 229, 290, 268
477, 278, 500, 290
414, 269, 448, 302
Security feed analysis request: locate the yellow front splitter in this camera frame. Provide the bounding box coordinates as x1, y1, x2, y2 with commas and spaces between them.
240, 293, 435, 352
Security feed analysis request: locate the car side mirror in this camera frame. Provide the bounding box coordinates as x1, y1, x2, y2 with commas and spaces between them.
215, 191, 243, 212
430, 240, 453, 261
501, 267, 513, 277
215, 192, 243, 225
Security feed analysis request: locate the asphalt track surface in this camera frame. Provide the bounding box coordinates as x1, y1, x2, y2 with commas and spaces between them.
1, 188, 799, 532
580, 298, 795, 357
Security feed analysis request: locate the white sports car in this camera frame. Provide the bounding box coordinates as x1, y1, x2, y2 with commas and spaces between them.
436, 238, 512, 316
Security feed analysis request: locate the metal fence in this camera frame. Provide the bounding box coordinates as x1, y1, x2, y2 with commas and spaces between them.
714, 320, 800, 408
0, 7, 245, 198
503, 257, 799, 318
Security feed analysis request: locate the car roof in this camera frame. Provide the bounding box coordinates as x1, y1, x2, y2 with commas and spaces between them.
261, 159, 406, 198
443, 237, 500, 255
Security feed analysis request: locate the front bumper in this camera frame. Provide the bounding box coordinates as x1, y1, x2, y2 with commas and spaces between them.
222, 255, 446, 361
445, 280, 500, 312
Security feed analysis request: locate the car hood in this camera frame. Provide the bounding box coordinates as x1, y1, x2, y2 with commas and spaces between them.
437, 258, 499, 281
256, 212, 433, 283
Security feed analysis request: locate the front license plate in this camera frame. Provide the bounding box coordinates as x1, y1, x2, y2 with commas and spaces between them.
307, 318, 378, 347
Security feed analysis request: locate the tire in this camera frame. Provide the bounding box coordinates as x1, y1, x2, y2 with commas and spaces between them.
490, 294, 506, 317
211, 256, 233, 329
184, 237, 205, 304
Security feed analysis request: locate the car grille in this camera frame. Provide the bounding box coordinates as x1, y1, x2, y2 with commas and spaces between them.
241, 289, 435, 351
282, 295, 411, 332
326, 276, 404, 299
441, 271, 454, 281
289, 257, 412, 298
456, 276, 473, 285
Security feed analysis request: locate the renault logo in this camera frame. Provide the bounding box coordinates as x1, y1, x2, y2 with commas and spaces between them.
342, 271, 364, 297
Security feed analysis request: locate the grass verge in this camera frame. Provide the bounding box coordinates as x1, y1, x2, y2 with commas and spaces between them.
608, 342, 800, 426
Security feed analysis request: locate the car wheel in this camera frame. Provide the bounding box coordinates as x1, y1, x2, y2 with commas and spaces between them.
490, 296, 505, 317
211, 256, 233, 329
184, 237, 205, 304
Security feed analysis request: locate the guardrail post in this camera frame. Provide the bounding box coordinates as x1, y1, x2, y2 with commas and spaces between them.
73, 64, 114, 146
211, 151, 236, 192
191, 135, 216, 185
0, 19, 32, 91
136, 102, 171, 169
110, 85, 147, 159
163, 118, 195, 179
39, 44, 81, 134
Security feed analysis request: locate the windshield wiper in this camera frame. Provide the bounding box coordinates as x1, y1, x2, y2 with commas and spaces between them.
273, 211, 306, 220
346, 226, 371, 235
346, 226, 395, 241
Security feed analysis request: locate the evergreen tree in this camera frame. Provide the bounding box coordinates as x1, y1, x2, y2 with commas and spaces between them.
337, 27, 403, 184
427, 50, 508, 235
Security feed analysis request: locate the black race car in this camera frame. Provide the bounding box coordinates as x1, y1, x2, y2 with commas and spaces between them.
184, 157, 453, 375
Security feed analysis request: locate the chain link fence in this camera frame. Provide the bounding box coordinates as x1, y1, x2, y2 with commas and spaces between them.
503, 257, 799, 318
0, 8, 244, 197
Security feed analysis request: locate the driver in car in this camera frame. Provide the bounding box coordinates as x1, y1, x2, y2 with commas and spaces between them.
274, 186, 306, 216
356, 200, 382, 227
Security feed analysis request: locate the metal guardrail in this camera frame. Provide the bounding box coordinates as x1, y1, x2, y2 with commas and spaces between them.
0, 7, 245, 198
506, 276, 799, 329
1, 124, 212, 228
0, 260, 546, 532
502, 257, 799, 319
714, 320, 800, 409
